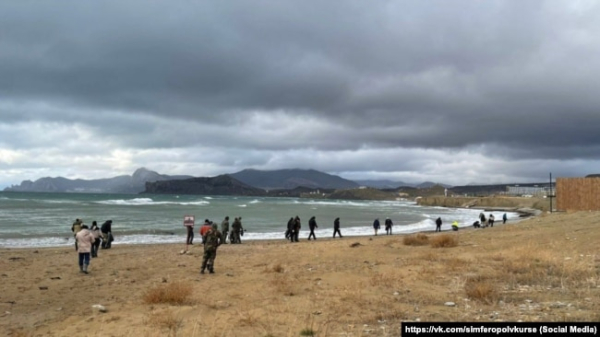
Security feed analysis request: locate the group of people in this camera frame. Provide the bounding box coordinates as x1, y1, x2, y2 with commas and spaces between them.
285, 216, 345, 242
183, 215, 244, 275
372, 218, 394, 235
70, 218, 114, 274
472, 212, 508, 228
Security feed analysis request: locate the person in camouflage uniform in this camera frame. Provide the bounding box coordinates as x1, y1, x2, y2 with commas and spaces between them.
201, 223, 222, 274
220, 216, 230, 244
231, 217, 243, 244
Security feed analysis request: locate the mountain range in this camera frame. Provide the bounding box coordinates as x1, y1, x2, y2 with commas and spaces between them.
3, 168, 193, 194
3, 167, 450, 194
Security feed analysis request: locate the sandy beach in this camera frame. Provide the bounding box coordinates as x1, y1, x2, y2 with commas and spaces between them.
1, 210, 599, 336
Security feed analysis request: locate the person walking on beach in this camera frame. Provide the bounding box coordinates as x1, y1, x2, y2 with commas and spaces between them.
488, 214, 495, 227
184, 216, 194, 246
308, 216, 318, 240
435, 217, 443, 232
373, 218, 380, 236
231, 217, 243, 244
286, 217, 294, 241
100, 220, 113, 249
200, 223, 222, 274
502, 213, 507, 224
333, 217, 342, 238
220, 216, 230, 244
76, 224, 95, 274
71, 218, 83, 251
90, 221, 101, 258
292, 216, 301, 242
384, 218, 393, 235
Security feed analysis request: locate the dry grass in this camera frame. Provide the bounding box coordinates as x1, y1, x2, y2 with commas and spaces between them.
268, 274, 297, 296
429, 234, 458, 248
147, 310, 182, 336
7, 328, 32, 337
465, 279, 497, 304
270, 263, 285, 273
403, 233, 429, 246
142, 282, 193, 305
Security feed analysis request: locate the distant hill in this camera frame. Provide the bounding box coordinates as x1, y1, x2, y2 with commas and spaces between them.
416, 181, 453, 189
143, 175, 266, 196
354, 179, 415, 189
229, 169, 359, 190
3, 168, 192, 194
326, 187, 397, 201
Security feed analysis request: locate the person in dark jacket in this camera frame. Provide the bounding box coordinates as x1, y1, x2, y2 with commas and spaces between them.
435, 217, 443, 232
384, 218, 393, 235
286, 217, 294, 241
100, 220, 113, 249
90, 221, 101, 258
292, 216, 301, 242
308, 216, 318, 240
333, 217, 342, 238
373, 218, 380, 236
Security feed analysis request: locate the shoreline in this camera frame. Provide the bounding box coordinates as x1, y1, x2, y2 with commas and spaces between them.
2, 210, 598, 336
0, 207, 532, 251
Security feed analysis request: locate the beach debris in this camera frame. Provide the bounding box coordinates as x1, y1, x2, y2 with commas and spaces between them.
349, 242, 362, 248
179, 250, 186, 255
226, 273, 234, 277
33, 250, 39, 254
50, 277, 61, 280
444, 302, 456, 307
39, 286, 48, 290
8, 257, 23, 261
312, 311, 322, 315
161, 277, 168, 283
92, 304, 107, 313
1, 274, 7, 277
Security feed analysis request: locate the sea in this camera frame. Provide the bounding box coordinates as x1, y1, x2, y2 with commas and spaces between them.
0, 192, 520, 248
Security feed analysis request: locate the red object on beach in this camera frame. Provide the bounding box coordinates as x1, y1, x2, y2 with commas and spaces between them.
199, 224, 211, 236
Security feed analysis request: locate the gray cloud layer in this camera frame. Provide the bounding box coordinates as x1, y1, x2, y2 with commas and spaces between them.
1, 1, 599, 187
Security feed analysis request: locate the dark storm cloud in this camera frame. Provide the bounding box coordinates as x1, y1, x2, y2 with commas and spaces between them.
1, 0, 600, 186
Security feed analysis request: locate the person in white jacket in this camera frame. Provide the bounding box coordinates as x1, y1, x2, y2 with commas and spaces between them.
76, 224, 95, 274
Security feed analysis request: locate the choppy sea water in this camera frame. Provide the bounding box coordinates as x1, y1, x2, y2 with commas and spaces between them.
0, 192, 520, 248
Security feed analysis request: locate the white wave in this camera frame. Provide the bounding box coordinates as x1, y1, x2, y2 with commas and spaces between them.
237, 204, 247, 208
249, 199, 261, 204
204, 196, 213, 199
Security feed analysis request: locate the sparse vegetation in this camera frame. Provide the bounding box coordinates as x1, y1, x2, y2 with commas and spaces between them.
142, 282, 193, 305
300, 327, 316, 336
465, 279, 497, 304
403, 233, 429, 246
147, 310, 182, 336
429, 234, 458, 248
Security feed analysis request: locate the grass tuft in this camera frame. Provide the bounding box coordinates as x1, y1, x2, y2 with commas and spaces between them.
300, 327, 316, 336
429, 234, 458, 248
142, 282, 193, 305
465, 279, 497, 304
403, 233, 429, 246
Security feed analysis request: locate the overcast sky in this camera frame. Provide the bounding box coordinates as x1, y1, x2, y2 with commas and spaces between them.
1, 1, 599, 188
